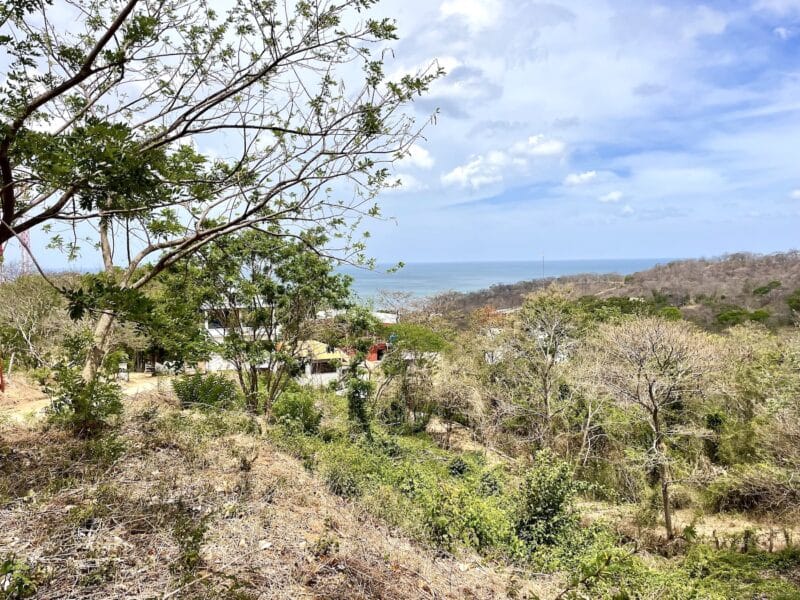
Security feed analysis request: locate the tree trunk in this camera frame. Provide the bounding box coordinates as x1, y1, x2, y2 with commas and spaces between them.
658, 441, 674, 540
82, 311, 115, 382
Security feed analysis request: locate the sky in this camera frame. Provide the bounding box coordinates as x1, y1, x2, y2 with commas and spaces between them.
4, 0, 800, 270
358, 0, 800, 262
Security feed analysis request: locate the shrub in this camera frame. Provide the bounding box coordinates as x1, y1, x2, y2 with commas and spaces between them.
172, 372, 240, 409
514, 450, 578, 547
788, 288, 800, 312
271, 388, 321, 433
46, 367, 122, 436
448, 456, 470, 477
419, 484, 517, 555
324, 461, 363, 498
753, 280, 781, 296
1, 554, 38, 599
707, 464, 800, 515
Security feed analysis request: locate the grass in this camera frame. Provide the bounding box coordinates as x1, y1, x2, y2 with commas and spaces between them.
267, 391, 800, 599
1, 389, 799, 599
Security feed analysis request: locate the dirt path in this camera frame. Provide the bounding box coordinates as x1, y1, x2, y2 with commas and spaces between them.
0, 373, 167, 425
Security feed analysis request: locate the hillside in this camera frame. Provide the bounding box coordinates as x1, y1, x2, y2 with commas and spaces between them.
426, 252, 800, 327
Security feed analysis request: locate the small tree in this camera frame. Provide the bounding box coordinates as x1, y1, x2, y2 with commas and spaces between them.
590, 317, 712, 539
171, 229, 350, 411
378, 322, 446, 431
489, 289, 583, 448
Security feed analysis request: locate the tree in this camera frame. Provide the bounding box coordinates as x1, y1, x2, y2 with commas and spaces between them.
169, 228, 350, 411
589, 317, 712, 540
488, 289, 583, 449
378, 322, 446, 431
0, 0, 440, 381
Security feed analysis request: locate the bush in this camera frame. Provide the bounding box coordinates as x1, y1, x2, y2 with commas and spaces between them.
514, 450, 578, 547
419, 484, 518, 555
753, 281, 781, 296
271, 388, 322, 433
46, 367, 122, 436
707, 464, 800, 515
172, 372, 240, 409
788, 288, 800, 312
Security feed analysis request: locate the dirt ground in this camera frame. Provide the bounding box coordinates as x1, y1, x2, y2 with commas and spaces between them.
0, 373, 168, 425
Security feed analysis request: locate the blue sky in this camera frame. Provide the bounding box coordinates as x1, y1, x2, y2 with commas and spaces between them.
361, 0, 800, 262
5, 0, 800, 270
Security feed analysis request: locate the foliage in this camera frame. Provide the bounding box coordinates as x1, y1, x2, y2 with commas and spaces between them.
0, 0, 440, 380
716, 307, 770, 327
753, 280, 781, 296
46, 366, 123, 435
707, 463, 800, 515
172, 229, 352, 410
271, 388, 322, 434
788, 288, 800, 312
0, 554, 38, 599
172, 373, 241, 410
514, 450, 578, 548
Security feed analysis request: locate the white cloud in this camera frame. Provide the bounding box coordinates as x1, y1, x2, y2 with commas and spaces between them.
774, 26, 795, 39
512, 135, 566, 157
599, 191, 623, 203
564, 170, 598, 186
400, 144, 435, 169
755, 0, 800, 15
440, 0, 502, 32
387, 173, 427, 193
790, 189, 800, 199
441, 134, 565, 188
441, 153, 507, 188
621, 204, 635, 215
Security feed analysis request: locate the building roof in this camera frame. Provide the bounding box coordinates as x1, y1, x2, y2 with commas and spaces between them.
296, 340, 350, 362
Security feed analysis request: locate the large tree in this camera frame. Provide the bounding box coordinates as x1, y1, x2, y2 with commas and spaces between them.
0, 0, 439, 381
170, 228, 351, 411
589, 317, 712, 540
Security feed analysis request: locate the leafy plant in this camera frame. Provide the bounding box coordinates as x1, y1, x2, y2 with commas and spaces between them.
46, 366, 123, 436
515, 450, 578, 548
271, 388, 322, 433
172, 372, 241, 409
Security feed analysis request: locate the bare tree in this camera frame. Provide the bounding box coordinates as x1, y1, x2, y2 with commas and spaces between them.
0, 0, 440, 380
488, 289, 582, 449
589, 317, 712, 540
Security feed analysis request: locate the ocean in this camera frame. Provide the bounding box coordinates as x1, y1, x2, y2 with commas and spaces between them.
340, 258, 672, 300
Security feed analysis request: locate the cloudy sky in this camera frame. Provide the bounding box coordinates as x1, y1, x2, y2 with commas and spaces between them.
362, 0, 800, 262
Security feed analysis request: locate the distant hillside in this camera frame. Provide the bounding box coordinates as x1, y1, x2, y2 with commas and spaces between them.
428, 252, 800, 327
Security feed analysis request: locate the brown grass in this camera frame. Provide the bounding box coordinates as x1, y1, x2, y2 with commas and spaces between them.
0, 395, 539, 599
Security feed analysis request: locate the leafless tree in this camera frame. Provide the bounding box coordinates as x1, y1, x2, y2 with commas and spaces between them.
589, 317, 713, 540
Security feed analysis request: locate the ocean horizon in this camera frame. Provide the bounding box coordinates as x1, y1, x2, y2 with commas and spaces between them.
340, 258, 675, 300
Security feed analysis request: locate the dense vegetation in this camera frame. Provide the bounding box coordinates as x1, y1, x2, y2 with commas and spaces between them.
431, 252, 800, 330
2, 254, 800, 597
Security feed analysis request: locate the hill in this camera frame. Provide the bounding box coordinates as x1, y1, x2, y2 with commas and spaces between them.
425, 252, 800, 327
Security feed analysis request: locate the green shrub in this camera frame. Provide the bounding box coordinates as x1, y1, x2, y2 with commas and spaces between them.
46, 367, 122, 436
448, 456, 470, 477
324, 461, 363, 498
514, 450, 578, 547
271, 388, 321, 433
658, 306, 683, 321
172, 372, 240, 409
788, 288, 800, 312
419, 483, 518, 555
753, 280, 781, 296
1, 554, 38, 598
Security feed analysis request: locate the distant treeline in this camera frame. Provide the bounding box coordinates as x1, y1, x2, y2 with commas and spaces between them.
426, 251, 800, 329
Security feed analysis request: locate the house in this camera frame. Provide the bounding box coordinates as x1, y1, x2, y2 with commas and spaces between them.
295, 340, 351, 387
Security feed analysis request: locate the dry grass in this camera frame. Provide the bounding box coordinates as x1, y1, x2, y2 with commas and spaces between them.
0, 394, 540, 599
